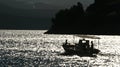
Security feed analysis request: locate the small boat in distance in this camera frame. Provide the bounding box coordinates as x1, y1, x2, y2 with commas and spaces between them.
62, 39, 100, 57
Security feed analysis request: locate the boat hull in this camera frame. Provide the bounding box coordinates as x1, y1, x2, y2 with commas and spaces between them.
62, 45, 100, 56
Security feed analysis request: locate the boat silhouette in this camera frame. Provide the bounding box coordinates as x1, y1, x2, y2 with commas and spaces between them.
62, 39, 100, 57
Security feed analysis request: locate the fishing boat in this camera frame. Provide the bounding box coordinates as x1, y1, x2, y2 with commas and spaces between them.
62, 36, 100, 56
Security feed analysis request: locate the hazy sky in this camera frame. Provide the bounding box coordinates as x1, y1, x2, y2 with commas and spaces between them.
0, 0, 94, 29
37, 0, 94, 9
0, 0, 94, 9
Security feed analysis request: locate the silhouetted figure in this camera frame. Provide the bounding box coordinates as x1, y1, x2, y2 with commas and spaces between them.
65, 40, 68, 45
91, 41, 94, 49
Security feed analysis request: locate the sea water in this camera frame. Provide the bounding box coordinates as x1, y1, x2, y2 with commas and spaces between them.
0, 30, 120, 67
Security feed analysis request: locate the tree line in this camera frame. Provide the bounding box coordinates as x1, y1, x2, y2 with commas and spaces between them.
46, 1, 120, 34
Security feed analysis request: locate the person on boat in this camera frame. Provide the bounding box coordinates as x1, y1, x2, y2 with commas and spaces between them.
64, 40, 68, 45
91, 41, 94, 49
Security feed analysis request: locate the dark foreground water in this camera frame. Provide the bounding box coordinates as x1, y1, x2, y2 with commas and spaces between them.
0, 30, 120, 67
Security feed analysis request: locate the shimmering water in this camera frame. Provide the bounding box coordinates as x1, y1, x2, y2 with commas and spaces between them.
0, 30, 120, 67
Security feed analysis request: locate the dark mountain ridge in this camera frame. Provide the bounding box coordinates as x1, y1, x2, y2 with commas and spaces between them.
45, 0, 120, 35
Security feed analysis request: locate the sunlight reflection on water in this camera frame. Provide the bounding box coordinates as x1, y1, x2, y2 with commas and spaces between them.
0, 30, 120, 66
